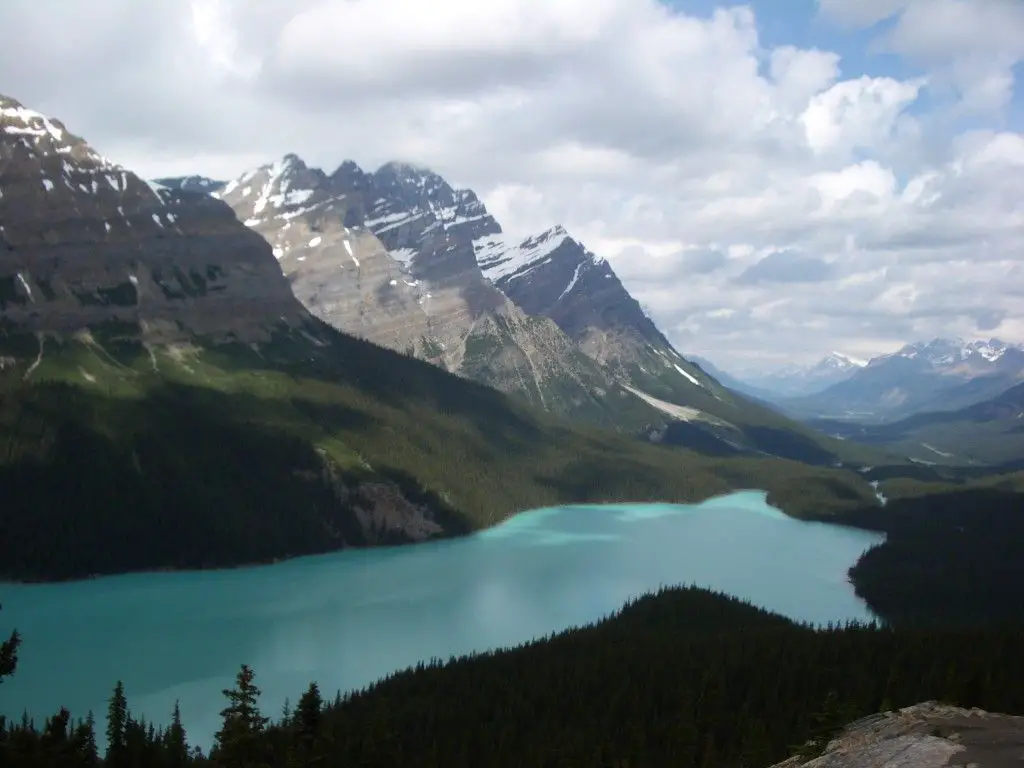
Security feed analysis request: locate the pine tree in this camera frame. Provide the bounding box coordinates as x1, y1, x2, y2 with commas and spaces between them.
0, 604, 20, 686
290, 681, 323, 765
281, 697, 292, 728
77, 711, 100, 767
105, 680, 128, 768
167, 700, 190, 768
213, 664, 269, 767
123, 714, 149, 767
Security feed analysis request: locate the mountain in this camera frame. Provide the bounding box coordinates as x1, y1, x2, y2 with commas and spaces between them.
786, 337, 1024, 422
203, 156, 889, 466
0, 93, 881, 580
807, 379, 1024, 466
211, 155, 657, 431
474, 225, 708, 387
0, 97, 303, 345
468, 220, 890, 465
154, 175, 226, 194
694, 353, 866, 400
754, 352, 867, 397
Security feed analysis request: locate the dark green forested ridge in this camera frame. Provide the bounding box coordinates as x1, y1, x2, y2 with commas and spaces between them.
3, 588, 1024, 767
0, 322, 882, 581
840, 484, 1024, 628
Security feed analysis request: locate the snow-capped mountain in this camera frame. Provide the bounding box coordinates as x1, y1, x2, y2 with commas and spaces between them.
471, 223, 722, 409
873, 338, 1019, 370
208, 155, 656, 429
0, 94, 304, 345
788, 337, 1024, 422
183, 155, 871, 464
721, 352, 868, 399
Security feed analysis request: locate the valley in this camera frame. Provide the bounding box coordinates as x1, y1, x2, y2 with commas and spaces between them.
0, 93, 888, 583
2, 8, 1024, 761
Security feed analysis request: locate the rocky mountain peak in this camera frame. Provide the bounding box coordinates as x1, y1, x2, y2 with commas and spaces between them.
890, 337, 1020, 369
215, 154, 337, 231
818, 352, 867, 371
0, 94, 307, 344
471, 220, 697, 388
355, 163, 501, 281
0, 93, 177, 248
328, 159, 372, 195
374, 160, 449, 196
1, 95, 110, 167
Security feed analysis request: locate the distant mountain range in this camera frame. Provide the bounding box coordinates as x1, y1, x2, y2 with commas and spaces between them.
702, 338, 1024, 425
784, 338, 1024, 422
695, 352, 867, 399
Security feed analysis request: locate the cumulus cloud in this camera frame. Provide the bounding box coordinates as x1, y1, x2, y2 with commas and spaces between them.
0, 0, 1020, 370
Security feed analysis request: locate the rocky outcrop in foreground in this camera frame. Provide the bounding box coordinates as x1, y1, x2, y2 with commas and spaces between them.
771, 701, 1024, 768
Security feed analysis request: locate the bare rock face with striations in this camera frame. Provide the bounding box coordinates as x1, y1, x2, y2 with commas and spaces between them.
215, 155, 648, 425
477, 225, 664, 362
0, 95, 306, 344
769, 702, 1024, 768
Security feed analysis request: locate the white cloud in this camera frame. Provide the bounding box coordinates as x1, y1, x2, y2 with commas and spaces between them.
0, 0, 1021, 370
799, 76, 923, 156
819, 0, 1024, 113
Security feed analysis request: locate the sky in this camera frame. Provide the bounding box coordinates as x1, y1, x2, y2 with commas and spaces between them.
0, 0, 1022, 371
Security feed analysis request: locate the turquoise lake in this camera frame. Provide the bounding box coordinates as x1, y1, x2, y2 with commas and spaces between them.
0, 490, 884, 750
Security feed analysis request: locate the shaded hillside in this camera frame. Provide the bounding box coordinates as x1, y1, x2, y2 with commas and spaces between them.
0, 320, 881, 582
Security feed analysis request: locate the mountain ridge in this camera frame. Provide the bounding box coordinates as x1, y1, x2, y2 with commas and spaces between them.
785, 337, 1024, 422
166, 159, 893, 466
208, 154, 661, 431
699, 351, 868, 399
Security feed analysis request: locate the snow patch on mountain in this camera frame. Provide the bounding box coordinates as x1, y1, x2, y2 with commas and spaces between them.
673, 362, 704, 387
826, 352, 868, 368
475, 226, 571, 282
475, 225, 606, 289
879, 337, 1021, 368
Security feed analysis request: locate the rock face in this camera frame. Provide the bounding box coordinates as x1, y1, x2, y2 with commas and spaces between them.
477, 226, 664, 360
474, 223, 723, 404
769, 701, 1024, 768
0, 95, 305, 344
214, 156, 652, 426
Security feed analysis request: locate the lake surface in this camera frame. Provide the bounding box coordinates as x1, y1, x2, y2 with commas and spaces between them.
0, 491, 883, 750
